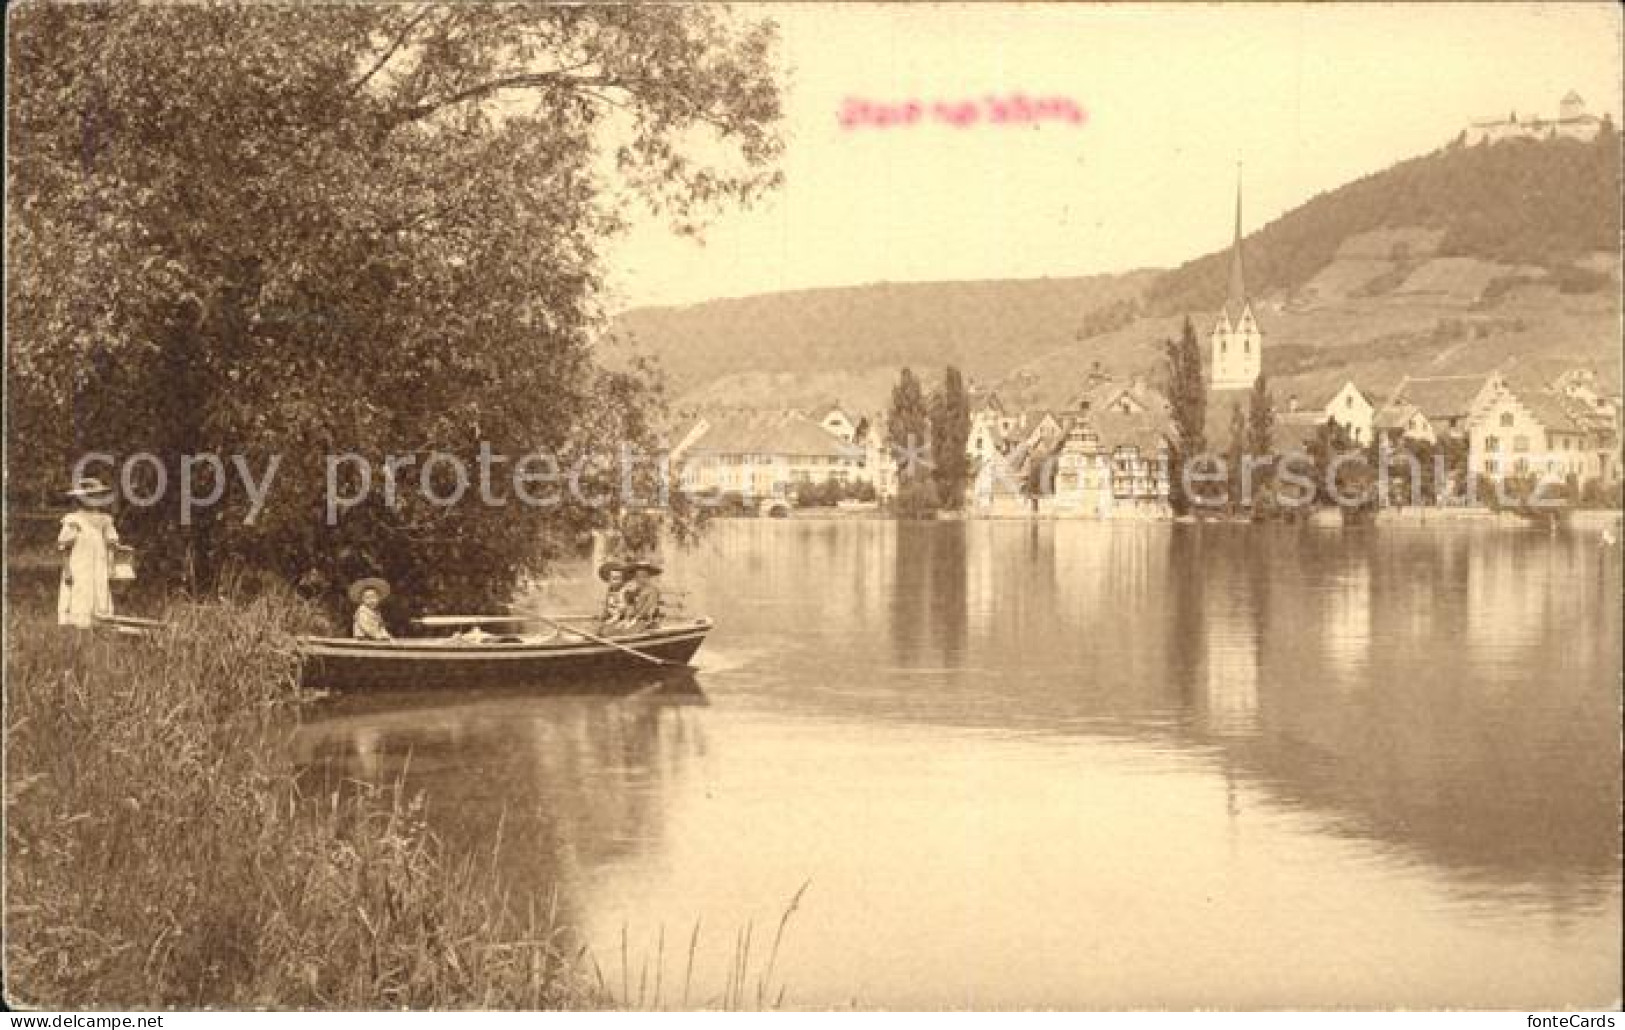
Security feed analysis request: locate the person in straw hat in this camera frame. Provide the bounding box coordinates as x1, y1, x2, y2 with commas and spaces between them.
57, 477, 119, 629
596, 560, 631, 634
348, 577, 393, 641
619, 558, 665, 631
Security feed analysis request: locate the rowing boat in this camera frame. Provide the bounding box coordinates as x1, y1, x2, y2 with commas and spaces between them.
295, 617, 712, 692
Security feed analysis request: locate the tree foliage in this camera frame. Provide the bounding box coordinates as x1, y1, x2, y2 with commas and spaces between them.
1246, 374, 1275, 457
1161, 317, 1207, 516
928, 366, 971, 510
886, 367, 930, 486
7, 4, 783, 613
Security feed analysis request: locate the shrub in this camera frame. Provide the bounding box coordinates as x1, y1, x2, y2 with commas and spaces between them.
891, 479, 942, 519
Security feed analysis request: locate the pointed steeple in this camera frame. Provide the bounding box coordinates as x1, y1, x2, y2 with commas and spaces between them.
1225, 165, 1248, 322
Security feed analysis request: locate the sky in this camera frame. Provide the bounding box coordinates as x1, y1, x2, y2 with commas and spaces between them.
602, 2, 1621, 311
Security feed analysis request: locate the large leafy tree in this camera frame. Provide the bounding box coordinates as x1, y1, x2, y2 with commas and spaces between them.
7, 4, 783, 612
928, 366, 971, 510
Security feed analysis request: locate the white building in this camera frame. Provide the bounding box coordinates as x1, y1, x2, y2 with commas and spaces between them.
819, 406, 858, 443
1462, 91, 1607, 145
1469, 380, 1603, 485
1210, 178, 1262, 392
1281, 381, 1376, 445
674, 411, 869, 500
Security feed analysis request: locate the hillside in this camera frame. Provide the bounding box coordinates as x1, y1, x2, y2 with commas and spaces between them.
616, 272, 1159, 408
616, 132, 1621, 416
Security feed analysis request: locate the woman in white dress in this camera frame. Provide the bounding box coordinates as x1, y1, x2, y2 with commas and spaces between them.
57, 477, 119, 629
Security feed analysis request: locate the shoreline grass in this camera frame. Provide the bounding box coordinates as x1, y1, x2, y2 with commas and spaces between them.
4, 578, 806, 1010
3, 580, 606, 1009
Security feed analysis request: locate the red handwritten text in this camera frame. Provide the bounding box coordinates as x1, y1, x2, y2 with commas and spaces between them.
839, 94, 1087, 130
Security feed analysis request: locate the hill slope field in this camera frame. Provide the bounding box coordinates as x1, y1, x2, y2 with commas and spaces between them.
615, 131, 1621, 416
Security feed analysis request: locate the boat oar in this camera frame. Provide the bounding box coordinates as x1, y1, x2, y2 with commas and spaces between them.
526, 613, 680, 668
414, 615, 535, 627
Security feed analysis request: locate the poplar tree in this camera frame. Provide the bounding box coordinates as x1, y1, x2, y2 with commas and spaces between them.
929, 366, 972, 510
1162, 317, 1208, 515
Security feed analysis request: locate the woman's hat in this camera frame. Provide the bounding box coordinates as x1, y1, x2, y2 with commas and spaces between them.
628, 559, 664, 576
347, 577, 391, 604
65, 477, 114, 500
598, 560, 630, 582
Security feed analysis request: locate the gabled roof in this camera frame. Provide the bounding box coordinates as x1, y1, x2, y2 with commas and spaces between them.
1273, 412, 1332, 453
972, 390, 1005, 413
1299, 380, 1374, 412
1090, 410, 1173, 453
1386, 374, 1492, 422
971, 420, 1007, 450
1372, 402, 1422, 432
682, 412, 857, 460
1506, 389, 1586, 436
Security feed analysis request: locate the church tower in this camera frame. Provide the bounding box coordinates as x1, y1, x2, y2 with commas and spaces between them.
1209, 172, 1262, 391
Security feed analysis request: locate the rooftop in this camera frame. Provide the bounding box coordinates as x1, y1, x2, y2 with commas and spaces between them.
681, 411, 858, 460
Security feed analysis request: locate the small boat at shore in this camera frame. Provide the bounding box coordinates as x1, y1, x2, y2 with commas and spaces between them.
296, 617, 713, 692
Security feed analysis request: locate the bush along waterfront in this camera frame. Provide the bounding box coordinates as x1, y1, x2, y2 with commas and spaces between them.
3, 579, 606, 1009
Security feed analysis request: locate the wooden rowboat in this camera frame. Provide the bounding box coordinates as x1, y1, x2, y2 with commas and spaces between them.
295, 617, 712, 692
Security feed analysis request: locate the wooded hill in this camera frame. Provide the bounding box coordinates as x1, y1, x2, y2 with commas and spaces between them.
617, 130, 1621, 415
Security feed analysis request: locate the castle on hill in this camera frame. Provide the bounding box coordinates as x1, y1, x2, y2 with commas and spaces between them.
1462, 91, 1605, 145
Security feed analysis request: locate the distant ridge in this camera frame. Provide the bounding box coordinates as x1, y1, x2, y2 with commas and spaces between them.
617, 131, 1621, 415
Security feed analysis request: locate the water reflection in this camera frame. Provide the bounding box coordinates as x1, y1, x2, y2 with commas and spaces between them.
293, 677, 708, 927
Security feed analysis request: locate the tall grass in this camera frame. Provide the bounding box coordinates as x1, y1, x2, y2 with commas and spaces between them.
3, 579, 605, 1009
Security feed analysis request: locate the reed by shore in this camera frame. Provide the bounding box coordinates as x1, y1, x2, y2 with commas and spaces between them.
3, 580, 606, 1010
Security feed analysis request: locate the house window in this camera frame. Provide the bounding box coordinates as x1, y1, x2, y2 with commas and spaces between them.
1499, 412, 1514, 428
1513, 435, 1529, 453
1346, 395, 1354, 409
1485, 435, 1501, 452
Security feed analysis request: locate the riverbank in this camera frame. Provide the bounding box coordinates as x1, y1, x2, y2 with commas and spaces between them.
2, 582, 605, 1009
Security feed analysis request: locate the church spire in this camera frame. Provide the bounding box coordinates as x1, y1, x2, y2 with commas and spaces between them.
1225, 164, 1248, 321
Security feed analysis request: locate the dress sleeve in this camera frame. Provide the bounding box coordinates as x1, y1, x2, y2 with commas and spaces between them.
104, 520, 120, 544
57, 516, 80, 545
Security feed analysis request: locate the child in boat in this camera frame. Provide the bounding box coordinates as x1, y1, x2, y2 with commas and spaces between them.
597, 561, 630, 634
349, 577, 393, 640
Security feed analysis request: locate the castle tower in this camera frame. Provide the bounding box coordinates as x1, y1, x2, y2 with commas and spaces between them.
1559, 90, 1586, 121
1209, 170, 1262, 391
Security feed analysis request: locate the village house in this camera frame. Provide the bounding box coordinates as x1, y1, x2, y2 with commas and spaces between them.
969, 390, 1024, 440
673, 411, 869, 500
1049, 413, 1172, 518
1371, 374, 1501, 445
818, 405, 859, 443
1285, 382, 1376, 445
1468, 378, 1608, 486
967, 418, 1008, 465
1016, 411, 1065, 455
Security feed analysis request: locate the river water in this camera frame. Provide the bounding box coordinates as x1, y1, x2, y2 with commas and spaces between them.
293, 520, 1622, 1009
